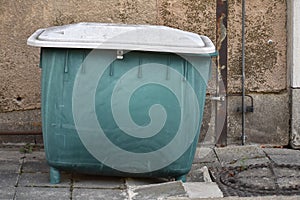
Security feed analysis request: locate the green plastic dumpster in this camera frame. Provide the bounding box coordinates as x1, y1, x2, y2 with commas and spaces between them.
27, 23, 216, 183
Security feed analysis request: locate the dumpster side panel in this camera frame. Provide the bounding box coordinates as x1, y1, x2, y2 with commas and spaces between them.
41, 48, 209, 178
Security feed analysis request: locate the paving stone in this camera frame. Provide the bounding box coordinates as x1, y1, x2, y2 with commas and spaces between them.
214, 145, 267, 166
0, 173, 18, 187
72, 188, 127, 200
236, 165, 272, 178
277, 176, 300, 188
187, 167, 204, 182
130, 181, 187, 200
183, 182, 223, 198
189, 161, 222, 182
125, 177, 168, 187
73, 174, 125, 189
15, 187, 70, 200
187, 165, 211, 182
24, 151, 46, 161
18, 172, 71, 187
239, 176, 275, 188
273, 166, 300, 177
193, 147, 218, 164
2, 146, 300, 200
22, 160, 49, 173
0, 187, 15, 200
263, 148, 300, 156
268, 154, 300, 165
0, 160, 21, 173
224, 157, 270, 168
0, 150, 24, 162
167, 196, 300, 200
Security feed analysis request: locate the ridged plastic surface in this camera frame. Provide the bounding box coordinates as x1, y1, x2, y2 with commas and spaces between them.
27, 23, 215, 54
40, 48, 211, 179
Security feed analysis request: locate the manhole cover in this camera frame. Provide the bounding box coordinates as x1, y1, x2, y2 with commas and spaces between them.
216, 163, 300, 197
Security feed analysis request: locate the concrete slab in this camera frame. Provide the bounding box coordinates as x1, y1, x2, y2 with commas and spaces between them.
22, 150, 48, 173
236, 165, 273, 178
0, 160, 21, 173
167, 196, 300, 200
125, 177, 169, 187
24, 151, 45, 161
0, 187, 15, 200
183, 182, 223, 198
189, 161, 222, 182
22, 160, 49, 173
267, 154, 300, 165
187, 165, 212, 182
15, 187, 70, 200
277, 176, 300, 188
130, 181, 187, 200
227, 93, 289, 146
273, 166, 300, 177
262, 148, 300, 165
73, 174, 125, 189
214, 145, 266, 166
72, 188, 127, 200
235, 167, 275, 188
0, 173, 19, 187
18, 172, 71, 187
193, 147, 217, 164
224, 157, 270, 167
0, 149, 24, 162
291, 88, 300, 149
263, 148, 300, 155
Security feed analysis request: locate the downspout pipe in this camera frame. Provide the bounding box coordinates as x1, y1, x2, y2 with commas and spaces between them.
241, 0, 246, 145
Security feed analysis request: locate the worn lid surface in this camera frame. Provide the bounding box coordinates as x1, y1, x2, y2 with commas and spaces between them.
27, 23, 215, 54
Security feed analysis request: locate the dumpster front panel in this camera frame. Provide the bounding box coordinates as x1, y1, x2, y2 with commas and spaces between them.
41, 48, 210, 178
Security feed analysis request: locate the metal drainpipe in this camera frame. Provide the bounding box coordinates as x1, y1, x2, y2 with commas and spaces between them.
241, 0, 246, 145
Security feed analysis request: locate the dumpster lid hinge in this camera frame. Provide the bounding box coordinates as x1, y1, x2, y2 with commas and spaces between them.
117, 50, 124, 59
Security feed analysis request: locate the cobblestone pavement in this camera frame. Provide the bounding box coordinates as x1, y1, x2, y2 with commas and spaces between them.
0, 144, 299, 200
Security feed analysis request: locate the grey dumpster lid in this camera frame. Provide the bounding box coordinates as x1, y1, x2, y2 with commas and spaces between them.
27, 23, 215, 54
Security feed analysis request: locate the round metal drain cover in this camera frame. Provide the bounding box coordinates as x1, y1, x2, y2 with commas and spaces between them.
217, 164, 300, 197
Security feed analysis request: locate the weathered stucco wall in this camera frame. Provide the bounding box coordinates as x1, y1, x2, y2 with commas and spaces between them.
228, 0, 287, 93
227, 0, 288, 145
0, 0, 216, 135
0, 0, 158, 113
0, 0, 216, 112
157, 0, 216, 42
0, 0, 289, 145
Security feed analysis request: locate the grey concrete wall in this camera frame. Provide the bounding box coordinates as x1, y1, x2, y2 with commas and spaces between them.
0, 0, 289, 146
228, 93, 289, 145
291, 89, 300, 148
